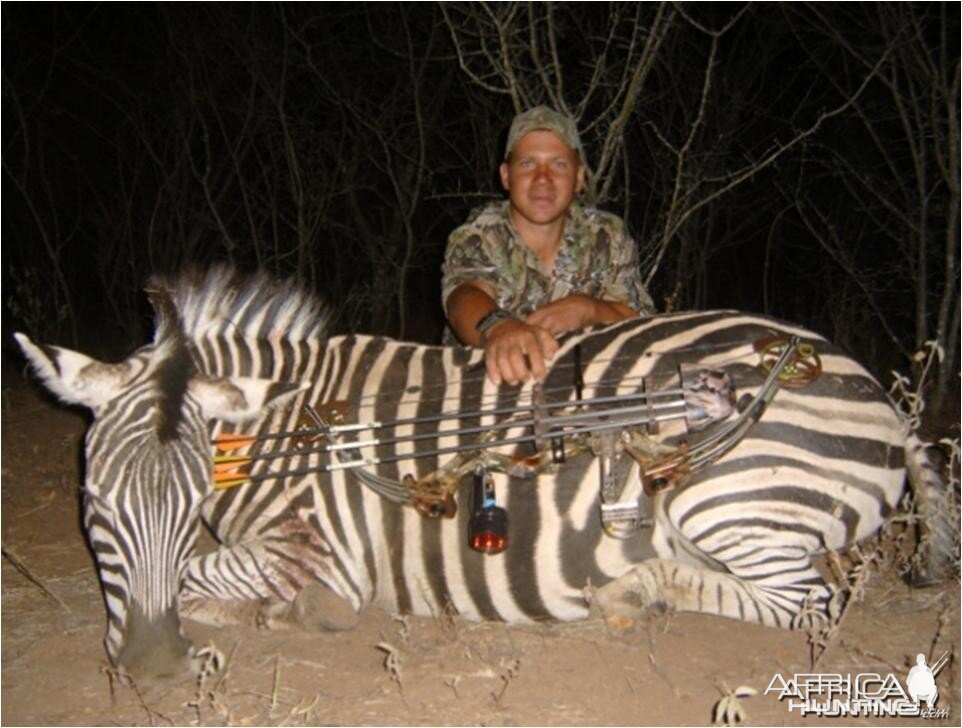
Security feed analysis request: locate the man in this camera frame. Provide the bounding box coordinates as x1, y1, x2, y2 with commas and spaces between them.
442, 106, 655, 385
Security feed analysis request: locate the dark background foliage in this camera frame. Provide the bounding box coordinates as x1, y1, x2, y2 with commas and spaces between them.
3, 2, 958, 418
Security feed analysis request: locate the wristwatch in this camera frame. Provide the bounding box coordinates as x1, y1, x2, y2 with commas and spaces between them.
475, 307, 516, 340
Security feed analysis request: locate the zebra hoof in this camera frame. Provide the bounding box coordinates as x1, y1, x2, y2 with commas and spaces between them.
592, 568, 662, 621
292, 583, 359, 632
905, 564, 945, 589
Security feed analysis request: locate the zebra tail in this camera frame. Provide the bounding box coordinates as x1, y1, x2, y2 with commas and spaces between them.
904, 431, 960, 586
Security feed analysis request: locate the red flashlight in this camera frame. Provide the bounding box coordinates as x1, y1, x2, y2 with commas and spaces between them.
468, 466, 508, 555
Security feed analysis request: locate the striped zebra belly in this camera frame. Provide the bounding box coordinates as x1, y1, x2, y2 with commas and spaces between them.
346, 455, 659, 623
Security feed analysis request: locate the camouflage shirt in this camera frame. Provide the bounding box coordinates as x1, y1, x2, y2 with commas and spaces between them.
441, 200, 654, 342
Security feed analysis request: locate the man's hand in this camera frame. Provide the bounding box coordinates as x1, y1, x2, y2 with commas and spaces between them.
446, 283, 638, 386
482, 318, 558, 386
483, 294, 638, 384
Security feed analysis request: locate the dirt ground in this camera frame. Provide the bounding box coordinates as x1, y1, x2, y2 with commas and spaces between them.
2, 367, 960, 727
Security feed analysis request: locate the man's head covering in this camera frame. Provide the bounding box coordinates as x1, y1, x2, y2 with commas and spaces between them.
504, 106, 584, 163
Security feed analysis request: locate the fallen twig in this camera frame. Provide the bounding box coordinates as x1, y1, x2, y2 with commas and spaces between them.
1, 542, 72, 614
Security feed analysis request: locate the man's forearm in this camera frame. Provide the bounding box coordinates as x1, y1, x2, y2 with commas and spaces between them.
445, 282, 501, 346
524, 294, 638, 335
593, 298, 638, 324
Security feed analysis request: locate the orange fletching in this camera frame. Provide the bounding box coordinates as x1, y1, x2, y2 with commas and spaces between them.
213, 475, 252, 490
211, 452, 252, 490
213, 433, 256, 452
213, 456, 251, 473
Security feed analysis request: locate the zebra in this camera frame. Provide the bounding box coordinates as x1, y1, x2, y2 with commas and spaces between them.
15, 266, 954, 677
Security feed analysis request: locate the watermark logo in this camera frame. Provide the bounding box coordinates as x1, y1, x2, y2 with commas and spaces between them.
907, 653, 942, 709
765, 651, 950, 719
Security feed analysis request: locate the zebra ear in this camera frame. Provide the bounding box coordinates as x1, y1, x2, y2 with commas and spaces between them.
15, 332, 139, 411
189, 376, 308, 423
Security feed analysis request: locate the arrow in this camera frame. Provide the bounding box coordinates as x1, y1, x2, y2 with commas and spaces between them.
212, 455, 253, 489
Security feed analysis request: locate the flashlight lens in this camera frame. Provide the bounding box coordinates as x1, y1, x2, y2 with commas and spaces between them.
469, 506, 508, 554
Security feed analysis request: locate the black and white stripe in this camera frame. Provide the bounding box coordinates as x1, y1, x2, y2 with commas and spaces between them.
18, 267, 952, 674
169, 271, 946, 630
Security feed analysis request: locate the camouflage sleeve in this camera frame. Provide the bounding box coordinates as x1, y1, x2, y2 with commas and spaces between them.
440, 227, 501, 315
599, 226, 656, 316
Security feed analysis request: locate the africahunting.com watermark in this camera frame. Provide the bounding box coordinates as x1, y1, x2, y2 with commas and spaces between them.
765, 651, 951, 719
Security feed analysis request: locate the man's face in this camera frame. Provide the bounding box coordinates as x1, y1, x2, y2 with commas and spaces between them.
500, 130, 585, 229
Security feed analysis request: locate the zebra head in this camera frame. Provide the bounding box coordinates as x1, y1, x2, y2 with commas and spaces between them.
15, 289, 305, 677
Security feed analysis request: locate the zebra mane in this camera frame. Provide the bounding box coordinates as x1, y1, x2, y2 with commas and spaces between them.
148, 265, 328, 346
144, 285, 193, 441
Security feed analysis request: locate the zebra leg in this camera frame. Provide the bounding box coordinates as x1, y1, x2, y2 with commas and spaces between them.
180, 585, 358, 633
179, 517, 359, 632
593, 549, 835, 629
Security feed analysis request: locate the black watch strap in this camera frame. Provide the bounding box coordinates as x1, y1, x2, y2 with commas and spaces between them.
475, 307, 515, 338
